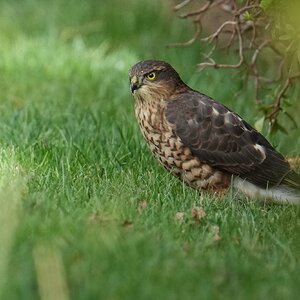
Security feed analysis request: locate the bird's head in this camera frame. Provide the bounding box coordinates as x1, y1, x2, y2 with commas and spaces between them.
128, 60, 186, 101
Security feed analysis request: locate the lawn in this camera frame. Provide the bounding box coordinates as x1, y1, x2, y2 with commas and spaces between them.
0, 0, 300, 299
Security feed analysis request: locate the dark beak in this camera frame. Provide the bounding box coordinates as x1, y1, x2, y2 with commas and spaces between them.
130, 75, 141, 93
130, 82, 139, 93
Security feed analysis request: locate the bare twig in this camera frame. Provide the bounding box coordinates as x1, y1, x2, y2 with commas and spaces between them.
201, 21, 237, 43
168, 21, 201, 47
174, 0, 194, 11
197, 20, 243, 69
179, 0, 213, 18
267, 74, 300, 122
236, 4, 261, 16
172, 0, 300, 134
250, 39, 270, 65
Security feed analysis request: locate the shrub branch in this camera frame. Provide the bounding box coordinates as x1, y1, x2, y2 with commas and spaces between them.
172, 0, 300, 134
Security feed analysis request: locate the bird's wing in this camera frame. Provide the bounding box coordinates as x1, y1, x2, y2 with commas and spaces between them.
165, 91, 296, 188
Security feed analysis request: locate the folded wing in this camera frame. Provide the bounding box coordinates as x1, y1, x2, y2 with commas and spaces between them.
166, 91, 300, 189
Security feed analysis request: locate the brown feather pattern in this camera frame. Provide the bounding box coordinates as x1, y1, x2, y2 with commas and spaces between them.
129, 59, 300, 202
165, 91, 298, 189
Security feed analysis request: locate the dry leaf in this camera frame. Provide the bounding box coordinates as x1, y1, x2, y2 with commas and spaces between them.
137, 200, 148, 213
191, 206, 206, 222
287, 157, 300, 169
175, 212, 185, 222
210, 225, 221, 241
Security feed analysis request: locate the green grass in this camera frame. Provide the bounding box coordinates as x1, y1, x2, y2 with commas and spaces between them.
0, 0, 300, 299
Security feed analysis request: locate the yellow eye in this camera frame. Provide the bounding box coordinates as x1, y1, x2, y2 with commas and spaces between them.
146, 72, 156, 80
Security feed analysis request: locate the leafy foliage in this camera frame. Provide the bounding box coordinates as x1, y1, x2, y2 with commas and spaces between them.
260, 0, 274, 10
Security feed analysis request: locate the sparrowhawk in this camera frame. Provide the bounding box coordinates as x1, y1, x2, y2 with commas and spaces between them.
129, 60, 300, 204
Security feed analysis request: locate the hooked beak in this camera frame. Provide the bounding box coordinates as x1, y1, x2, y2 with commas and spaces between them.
130, 75, 142, 93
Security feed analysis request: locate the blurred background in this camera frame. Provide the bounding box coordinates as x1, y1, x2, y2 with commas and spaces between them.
1, 0, 299, 153
0, 1, 299, 299
0, 0, 206, 152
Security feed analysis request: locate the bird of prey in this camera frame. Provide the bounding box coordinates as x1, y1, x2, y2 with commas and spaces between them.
129, 60, 300, 204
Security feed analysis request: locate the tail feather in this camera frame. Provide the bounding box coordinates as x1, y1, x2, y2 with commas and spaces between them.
283, 170, 300, 190
233, 176, 300, 204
